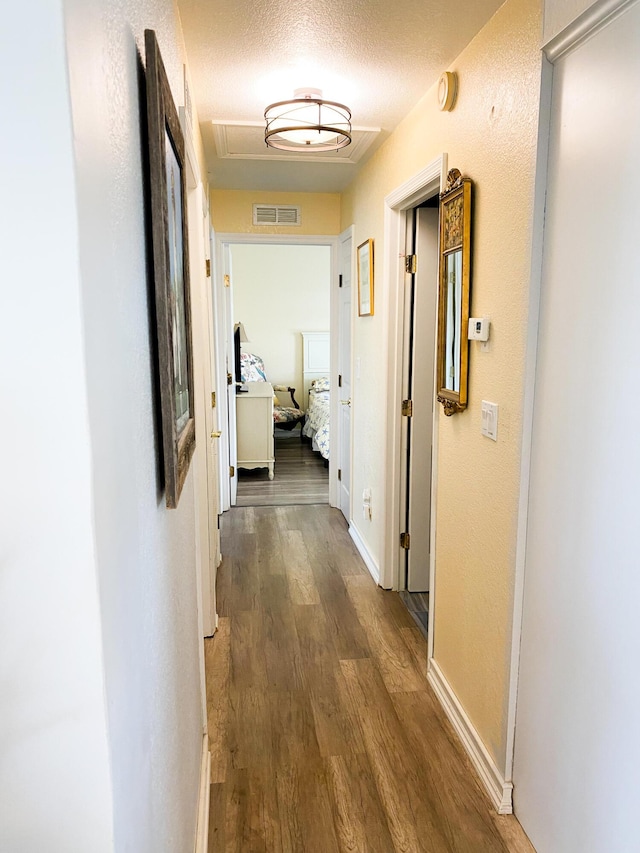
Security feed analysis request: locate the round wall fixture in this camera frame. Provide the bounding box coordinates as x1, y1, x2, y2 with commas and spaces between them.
437, 71, 458, 112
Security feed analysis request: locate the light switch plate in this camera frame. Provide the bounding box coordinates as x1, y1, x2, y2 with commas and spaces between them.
481, 401, 498, 441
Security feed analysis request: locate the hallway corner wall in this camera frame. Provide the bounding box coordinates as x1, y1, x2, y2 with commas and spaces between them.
341, 0, 544, 776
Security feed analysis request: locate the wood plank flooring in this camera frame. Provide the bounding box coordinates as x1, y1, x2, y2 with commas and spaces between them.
236, 433, 328, 507
206, 505, 535, 853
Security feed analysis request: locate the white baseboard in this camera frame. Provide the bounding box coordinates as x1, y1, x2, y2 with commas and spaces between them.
428, 659, 513, 814
349, 523, 380, 585
195, 736, 211, 853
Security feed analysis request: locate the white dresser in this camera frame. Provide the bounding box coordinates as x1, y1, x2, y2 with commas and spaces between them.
236, 382, 274, 479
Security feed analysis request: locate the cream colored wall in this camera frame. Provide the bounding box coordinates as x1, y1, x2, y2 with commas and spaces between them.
211, 189, 341, 235
342, 0, 543, 770
231, 244, 330, 395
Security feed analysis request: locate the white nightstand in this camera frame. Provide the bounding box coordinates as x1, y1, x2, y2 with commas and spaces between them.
236, 382, 275, 480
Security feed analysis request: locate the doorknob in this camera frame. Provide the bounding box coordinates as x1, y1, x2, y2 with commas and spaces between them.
210, 430, 222, 439
340, 399, 351, 407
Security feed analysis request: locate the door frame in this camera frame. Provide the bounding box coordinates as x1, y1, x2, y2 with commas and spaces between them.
381, 156, 446, 659
335, 225, 355, 522
214, 232, 340, 508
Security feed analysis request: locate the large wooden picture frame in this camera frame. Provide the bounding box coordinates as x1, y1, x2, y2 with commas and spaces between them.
145, 29, 195, 507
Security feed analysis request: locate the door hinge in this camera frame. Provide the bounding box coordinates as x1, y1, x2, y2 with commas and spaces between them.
205, 258, 211, 277
224, 274, 230, 288
339, 274, 343, 288
400, 532, 411, 550
402, 399, 413, 417
405, 254, 417, 274
338, 468, 342, 481
229, 465, 235, 477
211, 391, 216, 408
338, 374, 342, 388
227, 372, 233, 386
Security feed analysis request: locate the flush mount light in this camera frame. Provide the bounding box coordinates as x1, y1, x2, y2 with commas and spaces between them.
264, 88, 351, 152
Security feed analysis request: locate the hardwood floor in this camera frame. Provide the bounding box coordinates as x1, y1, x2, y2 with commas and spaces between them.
206, 505, 535, 853
236, 432, 329, 507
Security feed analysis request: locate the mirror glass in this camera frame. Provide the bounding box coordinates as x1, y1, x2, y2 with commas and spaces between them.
436, 169, 472, 415
444, 250, 462, 393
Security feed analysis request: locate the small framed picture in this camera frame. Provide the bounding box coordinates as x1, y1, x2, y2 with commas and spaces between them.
145, 29, 196, 508
357, 238, 374, 317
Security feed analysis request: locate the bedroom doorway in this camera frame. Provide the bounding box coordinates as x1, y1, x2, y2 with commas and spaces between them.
214, 234, 339, 509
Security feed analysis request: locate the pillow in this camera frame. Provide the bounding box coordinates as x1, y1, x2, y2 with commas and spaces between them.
312, 376, 330, 392
240, 352, 268, 383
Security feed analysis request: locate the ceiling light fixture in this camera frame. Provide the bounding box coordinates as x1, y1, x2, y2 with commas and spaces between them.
264, 88, 351, 152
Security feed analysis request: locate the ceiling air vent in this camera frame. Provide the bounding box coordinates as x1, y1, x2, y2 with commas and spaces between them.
253, 204, 301, 226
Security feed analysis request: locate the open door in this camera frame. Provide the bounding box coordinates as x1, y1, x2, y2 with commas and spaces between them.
185, 179, 219, 637
211, 227, 228, 514
337, 227, 353, 521
402, 206, 439, 592
202, 213, 221, 584
221, 245, 238, 506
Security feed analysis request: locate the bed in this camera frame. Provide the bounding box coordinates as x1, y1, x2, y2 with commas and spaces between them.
300, 332, 331, 460
302, 377, 330, 460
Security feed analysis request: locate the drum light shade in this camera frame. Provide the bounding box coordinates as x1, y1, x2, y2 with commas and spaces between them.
264, 88, 351, 152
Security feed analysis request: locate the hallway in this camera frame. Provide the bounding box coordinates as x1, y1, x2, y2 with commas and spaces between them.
205, 506, 533, 852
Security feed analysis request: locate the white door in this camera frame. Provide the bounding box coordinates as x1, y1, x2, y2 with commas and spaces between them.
184, 174, 219, 638
337, 228, 352, 520
222, 244, 238, 506
406, 207, 439, 591
514, 6, 640, 850
211, 227, 230, 513
202, 218, 221, 578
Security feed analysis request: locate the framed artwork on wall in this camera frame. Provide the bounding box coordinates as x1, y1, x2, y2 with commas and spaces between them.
357, 238, 374, 316
145, 29, 195, 508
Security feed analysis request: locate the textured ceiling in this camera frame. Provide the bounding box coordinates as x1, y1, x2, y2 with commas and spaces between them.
177, 0, 504, 192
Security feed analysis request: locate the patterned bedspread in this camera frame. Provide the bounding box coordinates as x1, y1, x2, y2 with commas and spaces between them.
303, 388, 330, 460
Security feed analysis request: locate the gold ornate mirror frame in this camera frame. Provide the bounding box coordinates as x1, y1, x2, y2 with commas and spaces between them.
436, 168, 472, 416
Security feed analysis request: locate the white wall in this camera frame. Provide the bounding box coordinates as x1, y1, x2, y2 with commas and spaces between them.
1, 0, 206, 851
0, 3, 114, 850
514, 3, 640, 849
231, 243, 330, 399
542, 0, 599, 41
62, 0, 204, 850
